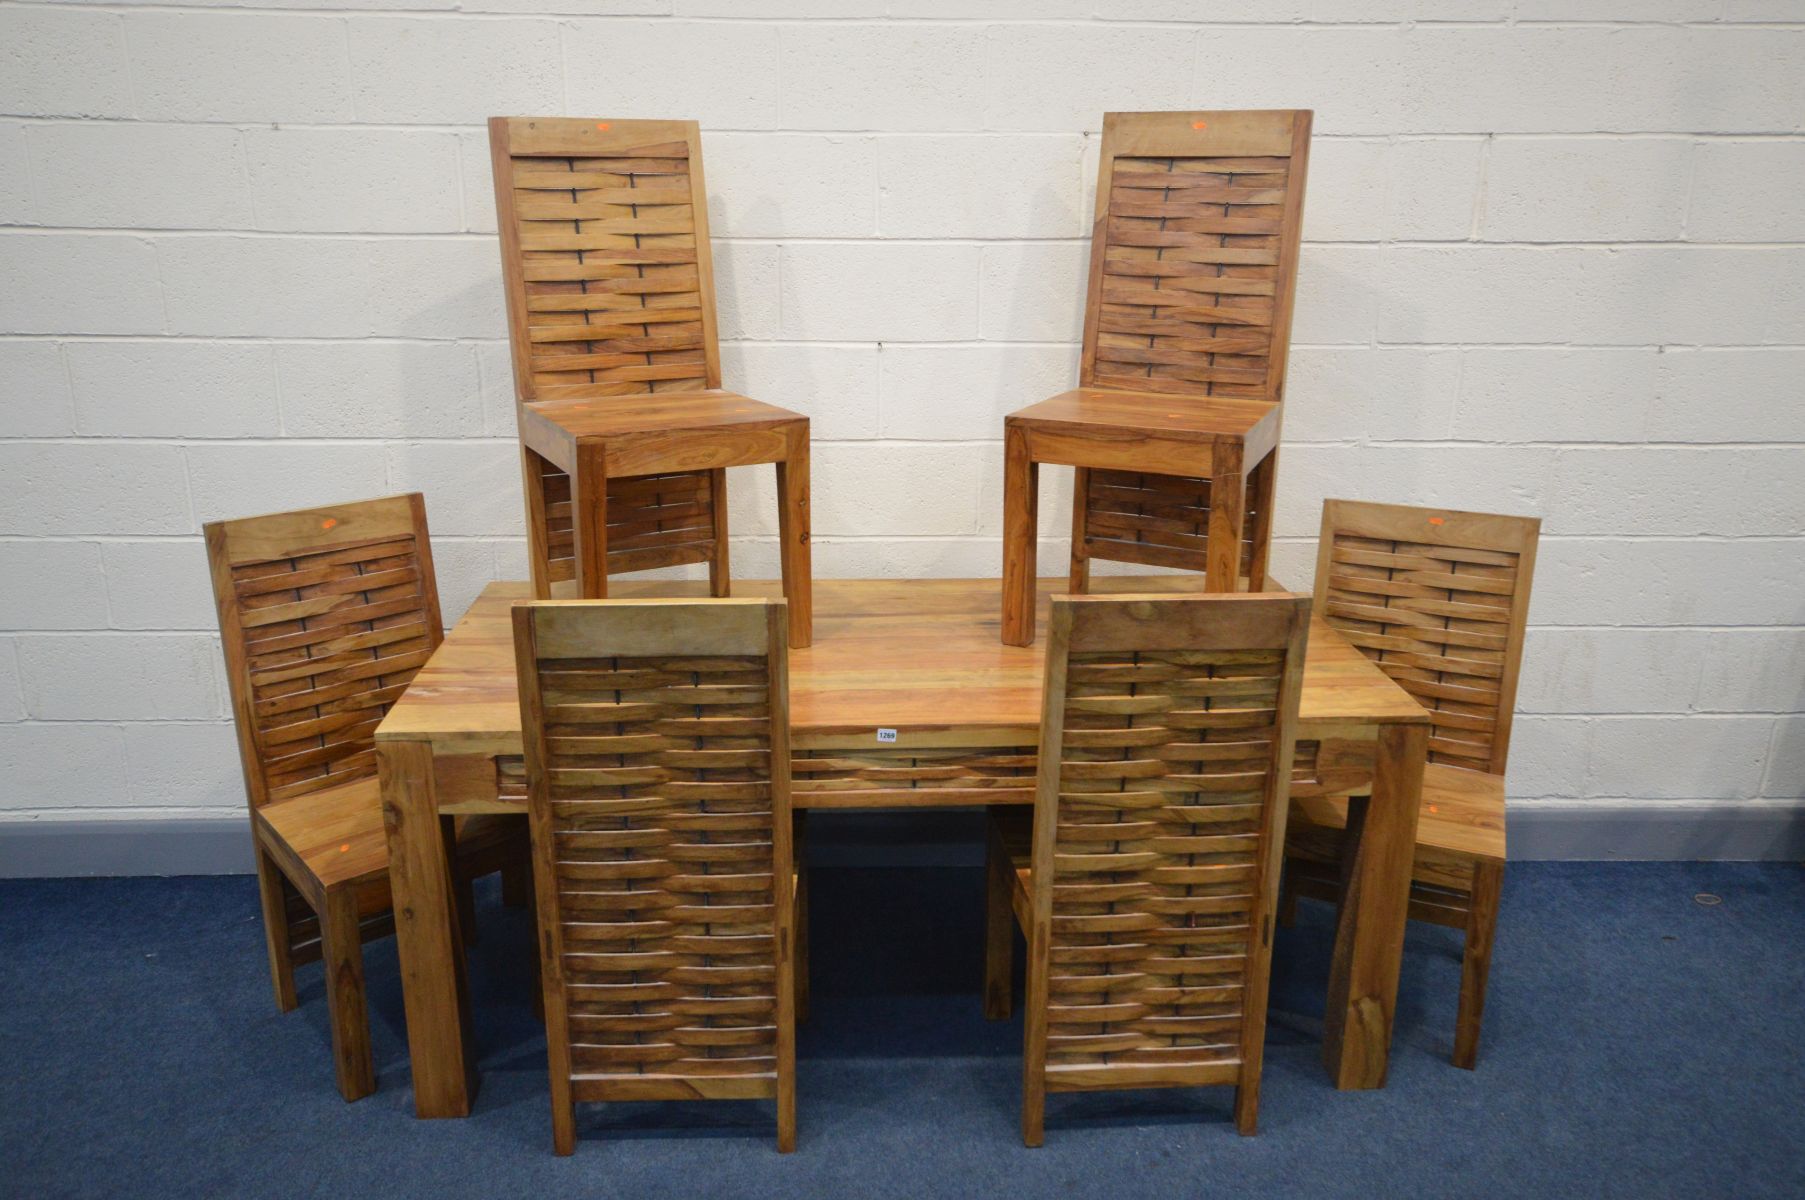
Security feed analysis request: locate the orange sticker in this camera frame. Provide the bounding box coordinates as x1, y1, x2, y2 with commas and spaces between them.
339, 843, 351, 853
320, 517, 339, 530
595, 122, 611, 131
1192, 121, 1208, 130
1428, 516, 1445, 525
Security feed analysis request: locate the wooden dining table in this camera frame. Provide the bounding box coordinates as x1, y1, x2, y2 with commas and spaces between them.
377, 575, 1429, 1118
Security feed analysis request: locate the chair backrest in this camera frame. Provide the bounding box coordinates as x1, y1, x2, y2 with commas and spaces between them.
1024, 593, 1309, 1099
205, 494, 444, 810
1080, 110, 1311, 403
1313, 499, 1541, 775
489, 117, 722, 404
513, 598, 794, 1108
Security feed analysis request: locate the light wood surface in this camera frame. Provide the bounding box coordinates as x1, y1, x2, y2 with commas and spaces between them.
379, 577, 1423, 756
488, 116, 811, 645
205, 493, 521, 1104
379, 575, 1427, 1115
989, 593, 1310, 1143
1286, 499, 1539, 1072
1001, 110, 1311, 644
514, 599, 796, 1153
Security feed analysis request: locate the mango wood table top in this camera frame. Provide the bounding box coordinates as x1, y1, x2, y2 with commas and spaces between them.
376, 576, 1426, 755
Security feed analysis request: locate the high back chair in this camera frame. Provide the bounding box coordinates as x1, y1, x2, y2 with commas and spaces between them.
513, 598, 798, 1154
205, 494, 522, 1101
489, 117, 812, 647
1000, 110, 1312, 645
1283, 499, 1540, 1069
984, 592, 1310, 1142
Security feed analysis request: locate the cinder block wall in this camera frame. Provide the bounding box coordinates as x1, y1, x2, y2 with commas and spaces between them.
2, 2, 1802, 854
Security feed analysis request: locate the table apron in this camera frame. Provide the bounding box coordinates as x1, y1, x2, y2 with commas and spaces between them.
423, 724, 1391, 814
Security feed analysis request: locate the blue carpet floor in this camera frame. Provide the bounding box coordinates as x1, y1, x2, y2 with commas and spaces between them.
2, 860, 1802, 1199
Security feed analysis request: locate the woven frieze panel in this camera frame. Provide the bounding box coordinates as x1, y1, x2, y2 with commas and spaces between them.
1080, 468, 1260, 575
537, 651, 779, 1081
505, 138, 710, 400
1092, 153, 1295, 400
1044, 647, 1285, 1073
230, 533, 436, 803
1321, 532, 1522, 770
535, 466, 719, 584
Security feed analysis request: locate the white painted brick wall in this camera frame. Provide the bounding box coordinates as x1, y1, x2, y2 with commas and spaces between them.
2, 3, 1802, 827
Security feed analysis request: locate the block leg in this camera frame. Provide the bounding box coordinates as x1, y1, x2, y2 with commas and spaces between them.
322, 890, 375, 1103
381, 739, 477, 1118
1246, 447, 1278, 592
1068, 466, 1091, 594
520, 444, 555, 600
708, 468, 732, 598
1454, 861, 1504, 1070
1205, 442, 1246, 593
571, 445, 608, 599
1322, 723, 1428, 1090
1001, 423, 1040, 646
776, 427, 812, 648
255, 846, 299, 1013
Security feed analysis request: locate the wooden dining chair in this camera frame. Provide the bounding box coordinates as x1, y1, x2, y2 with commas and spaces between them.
513, 597, 799, 1154
1282, 499, 1540, 1069
205, 493, 524, 1102
1000, 110, 1311, 645
983, 592, 1310, 1143
489, 116, 813, 647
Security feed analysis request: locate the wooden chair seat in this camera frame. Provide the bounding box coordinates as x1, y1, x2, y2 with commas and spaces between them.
1010, 388, 1279, 449
258, 778, 525, 897
1290, 764, 1506, 872
517, 391, 805, 477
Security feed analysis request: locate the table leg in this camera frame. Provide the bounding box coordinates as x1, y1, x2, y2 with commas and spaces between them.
1321, 722, 1427, 1089
380, 738, 477, 1118
776, 426, 813, 648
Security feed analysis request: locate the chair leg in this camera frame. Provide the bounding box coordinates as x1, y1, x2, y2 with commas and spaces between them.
1204, 442, 1245, 593
572, 444, 609, 599
1233, 1081, 1260, 1136
983, 820, 1014, 1020
520, 444, 555, 600
1454, 861, 1504, 1070
321, 890, 376, 1102
552, 1092, 576, 1156
776, 427, 813, 648
1067, 466, 1091, 594
708, 468, 732, 598
254, 848, 299, 1014
1001, 422, 1039, 646
1244, 447, 1278, 592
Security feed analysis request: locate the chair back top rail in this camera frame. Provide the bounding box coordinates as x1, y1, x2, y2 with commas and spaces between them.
205, 493, 444, 810
512, 598, 795, 1099
489, 116, 722, 405
1080, 109, 1312, 406
1312, 499, 1541, 775
1024, 592, 1310, 1087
